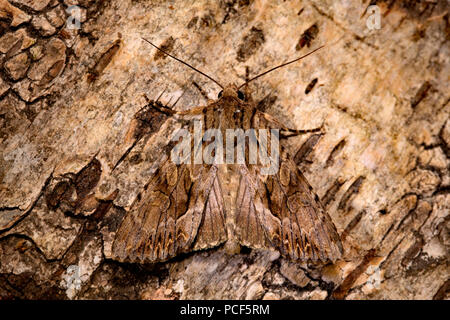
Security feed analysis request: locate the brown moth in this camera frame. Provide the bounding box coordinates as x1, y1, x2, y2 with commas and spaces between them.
112, 39, 343, 264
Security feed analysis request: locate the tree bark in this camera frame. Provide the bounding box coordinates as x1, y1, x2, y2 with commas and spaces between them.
0, 0, 448, 299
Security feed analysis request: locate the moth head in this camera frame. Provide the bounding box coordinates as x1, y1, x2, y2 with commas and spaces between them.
217, 83, 246, 101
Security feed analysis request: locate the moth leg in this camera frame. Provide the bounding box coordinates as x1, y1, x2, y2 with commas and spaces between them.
260, 111, 324, 137
175, 105, 209, 116
280, 124, 323, 138
155, 86, 167, 102
192, 80, 210, 101
142, 94, 175, 115
171, 89, 187, 108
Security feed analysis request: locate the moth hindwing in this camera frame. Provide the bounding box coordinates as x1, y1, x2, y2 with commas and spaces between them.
112, 84, 342, 263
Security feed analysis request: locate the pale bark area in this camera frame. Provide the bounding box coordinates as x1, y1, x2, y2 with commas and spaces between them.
0, 0, 448, 299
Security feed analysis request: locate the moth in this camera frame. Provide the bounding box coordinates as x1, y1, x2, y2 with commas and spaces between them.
112, 38, 343, 264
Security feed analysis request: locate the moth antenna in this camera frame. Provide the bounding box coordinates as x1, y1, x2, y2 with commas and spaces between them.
142, 37, 224, 89
238, 45, 325, 89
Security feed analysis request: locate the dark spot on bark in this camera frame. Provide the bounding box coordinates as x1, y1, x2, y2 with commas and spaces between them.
338, 176, 365, 211
241, 246, 254, 263
412, 25, 427, 41
332, 249, 376, 299
237, 26, 265, 62
39, 60, 65, 86
433, 279, 450, 300
129, 153, 142, 165
256, 94, 277, 112
296, 23, 319, 51
163, 140, 178, 155
0, 15, 12, 34
99, 205, 126, 233
238, 0, 251, 6
187, 16, 198, 28
88, 39, 121, 82
45, 180, 71, 209
134, 101, 171, 140
405, 252, 445, 277
75, 158, 102, 200
221, 0, 251, 24
0, 272, 66, 299
376, 0, 440, 19
200, 13, 216, 28
294, 133, 322, 165
411, 81, 432, 108
153, 36, 175, 61
305, 78, 318, 94
445, 13, 450, 41
78, 260, 164, 299
58, 29, 71, 40
401, 235, 424, 267
326, 139, 346, 166
91, 189, 119, 223
5, 36, 23, 59
46, 160, 103, 216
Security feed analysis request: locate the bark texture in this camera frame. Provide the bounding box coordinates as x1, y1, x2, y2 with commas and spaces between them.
0, 0, 448, 299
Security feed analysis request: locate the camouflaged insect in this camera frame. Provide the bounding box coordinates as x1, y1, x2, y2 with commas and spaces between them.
111, 39, 342, 264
